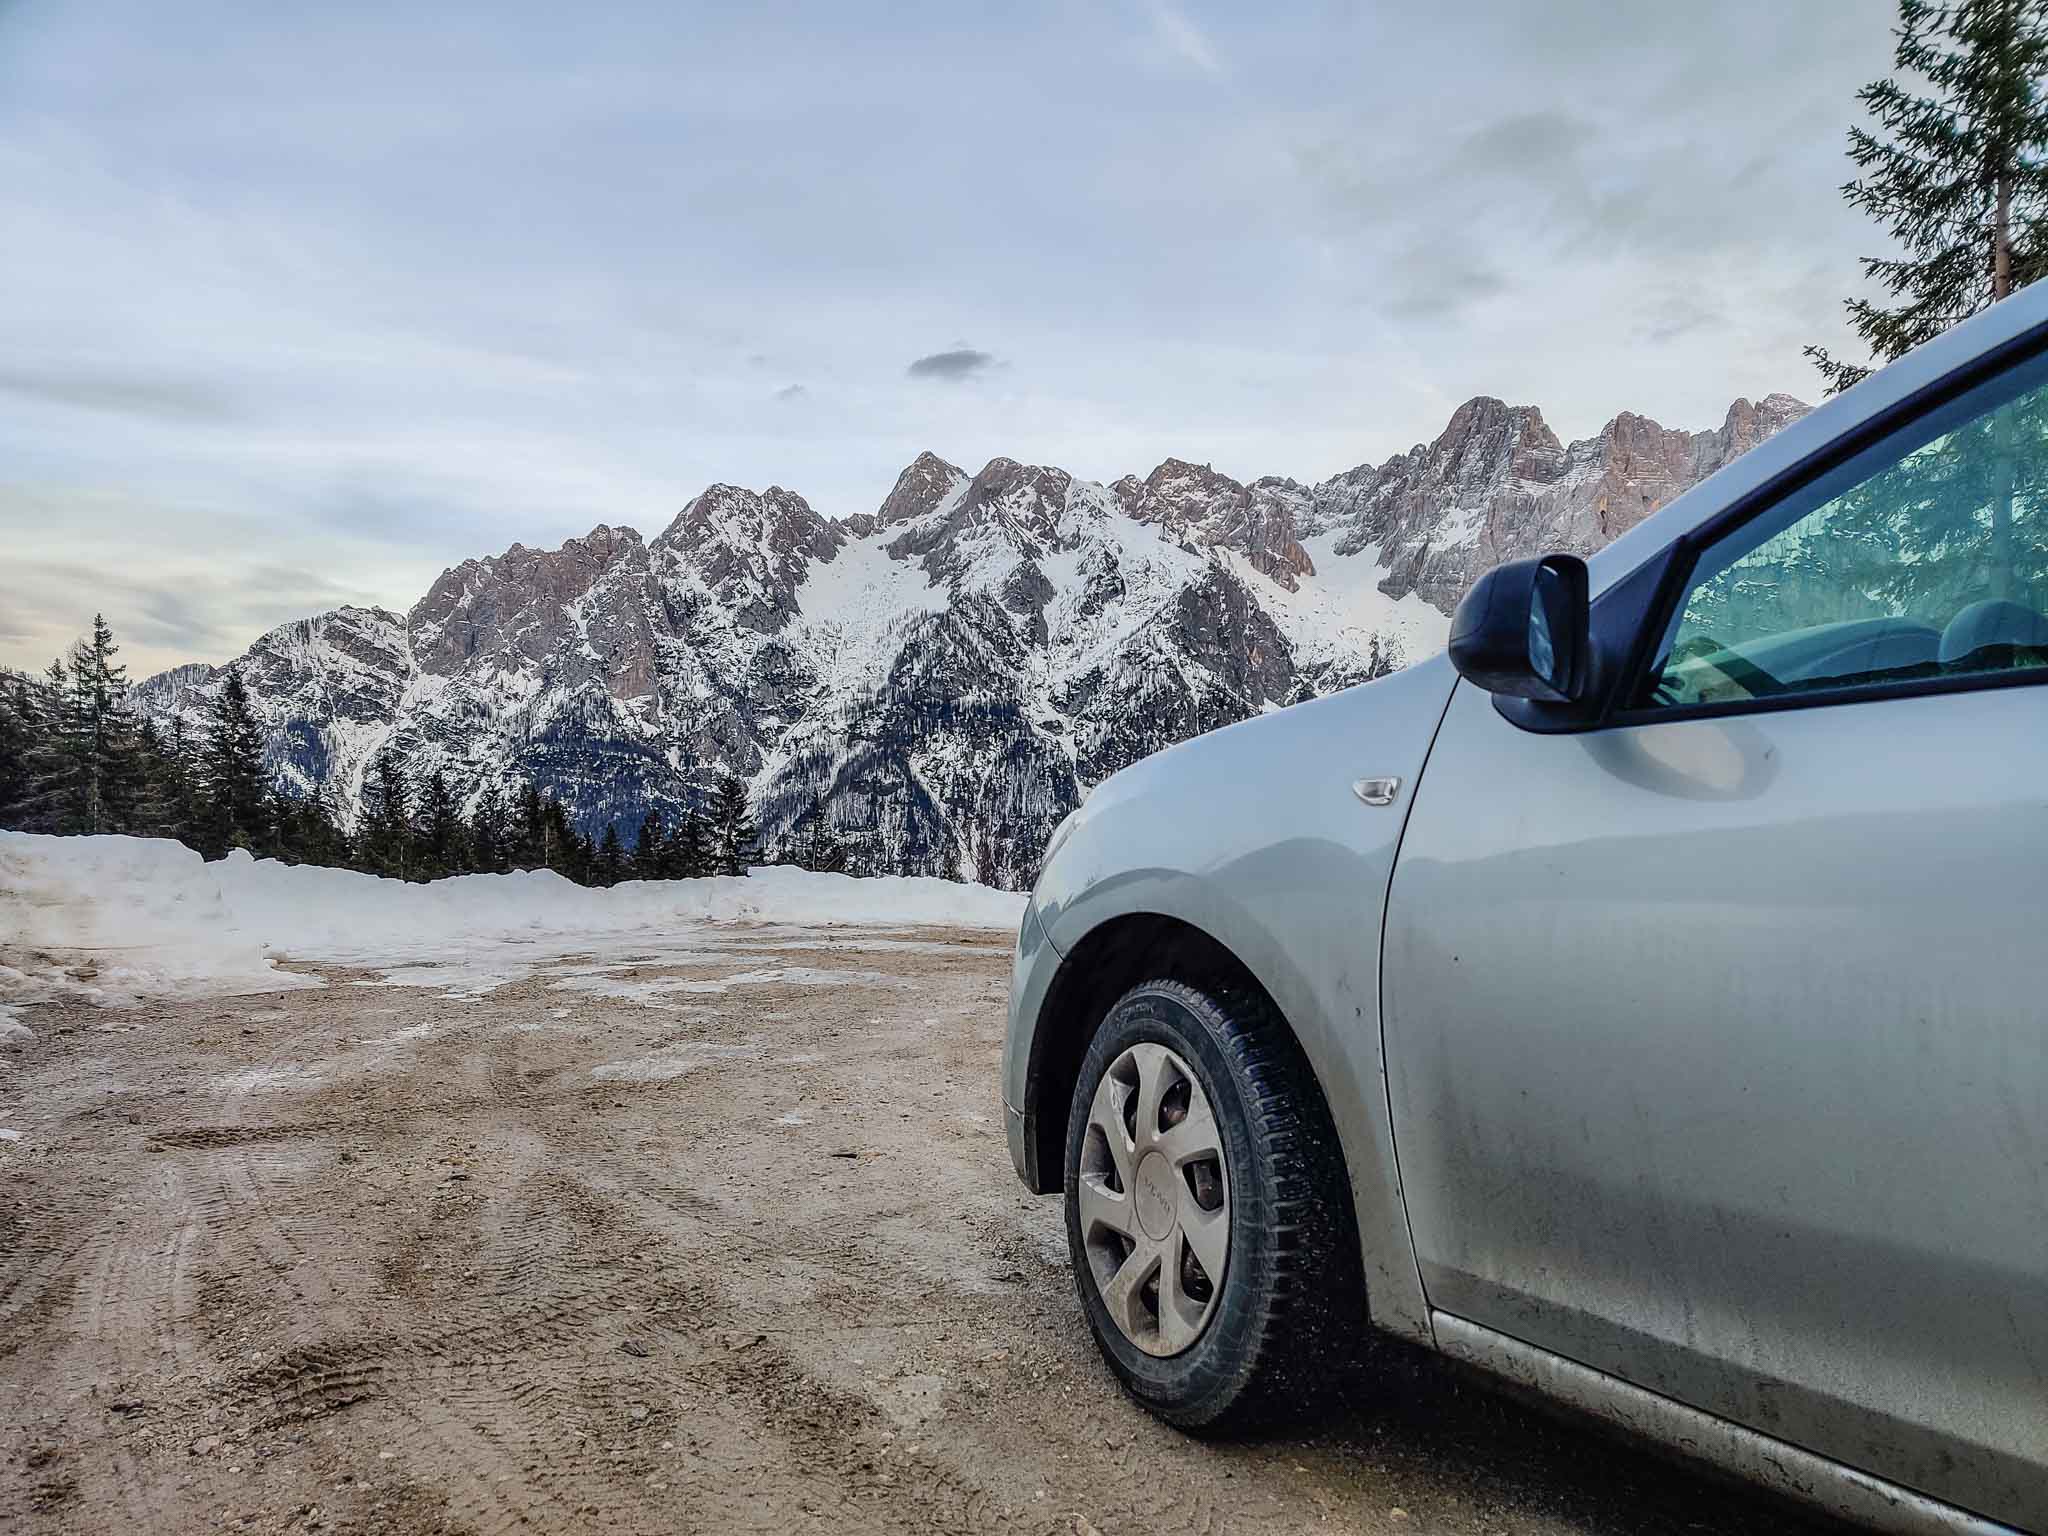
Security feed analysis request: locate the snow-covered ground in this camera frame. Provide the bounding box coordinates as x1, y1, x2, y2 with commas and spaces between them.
0, 832, 1027, 1033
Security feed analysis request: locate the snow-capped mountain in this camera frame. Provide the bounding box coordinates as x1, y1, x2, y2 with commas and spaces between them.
134, 391, 1808, 887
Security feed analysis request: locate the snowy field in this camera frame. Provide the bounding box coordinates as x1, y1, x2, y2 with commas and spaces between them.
0, 831, 1026, 1035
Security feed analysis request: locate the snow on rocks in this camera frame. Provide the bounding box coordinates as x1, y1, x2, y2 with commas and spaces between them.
0, 831, 1026, 1018
127, 399, 1811, 891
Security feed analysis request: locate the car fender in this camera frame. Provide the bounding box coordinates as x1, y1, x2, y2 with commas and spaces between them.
1030, 654, 1463, 1344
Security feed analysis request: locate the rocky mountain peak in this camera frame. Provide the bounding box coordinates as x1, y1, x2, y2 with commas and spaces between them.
962, 456, 1071, 539
655, 484, 842, 634
886, 455, 1076, 596
1432, 396, 1565, 487
873, 450, 969, 531
1718, 393, 1812, 452
407, 523, 661, 700
1119, 458, 1315, 590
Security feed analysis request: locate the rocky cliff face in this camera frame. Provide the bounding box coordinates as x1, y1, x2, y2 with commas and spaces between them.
1307, 392, 1810, 612
135, 391, 1807, 887
1115, 459, 1316, 590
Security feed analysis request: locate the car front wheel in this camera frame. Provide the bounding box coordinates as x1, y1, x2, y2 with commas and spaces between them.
1062, 978, 1363, 1431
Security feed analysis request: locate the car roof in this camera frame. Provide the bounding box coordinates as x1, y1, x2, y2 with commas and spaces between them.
1585, 279, 2048, 596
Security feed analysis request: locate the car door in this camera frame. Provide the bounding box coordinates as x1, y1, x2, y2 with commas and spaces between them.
1382, 346, 2048, 1528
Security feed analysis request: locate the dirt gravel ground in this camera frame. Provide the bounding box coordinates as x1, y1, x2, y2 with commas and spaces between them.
0, 923, 1846, 1536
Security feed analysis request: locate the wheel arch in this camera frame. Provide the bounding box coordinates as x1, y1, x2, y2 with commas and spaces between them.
1024, 912, 1286, 1196
1021, 905, 1432, 1344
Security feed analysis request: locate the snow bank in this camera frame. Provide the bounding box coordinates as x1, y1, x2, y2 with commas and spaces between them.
0, 832, 1025, 1018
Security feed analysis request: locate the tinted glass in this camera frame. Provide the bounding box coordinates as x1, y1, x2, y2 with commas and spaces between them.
1643, 356, 2048, 711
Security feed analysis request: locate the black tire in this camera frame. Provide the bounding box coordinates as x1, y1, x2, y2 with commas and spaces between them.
1062, 978, 1364, 1433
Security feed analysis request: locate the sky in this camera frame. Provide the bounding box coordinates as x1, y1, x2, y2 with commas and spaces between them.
0, 0, 1897, 674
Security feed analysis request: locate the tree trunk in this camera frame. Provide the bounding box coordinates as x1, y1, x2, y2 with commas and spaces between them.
1990, 402, 2018, 602
1993, 170, 2013, 302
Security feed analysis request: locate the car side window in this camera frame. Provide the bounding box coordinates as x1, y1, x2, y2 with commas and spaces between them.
1640, 354, 2048, 712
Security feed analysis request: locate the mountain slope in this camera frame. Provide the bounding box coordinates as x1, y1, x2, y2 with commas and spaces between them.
135, 391, 1808, 887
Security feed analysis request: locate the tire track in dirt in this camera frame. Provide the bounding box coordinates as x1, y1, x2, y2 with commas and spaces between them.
161, 989, 736, 1534
1, 932, 1844, 1536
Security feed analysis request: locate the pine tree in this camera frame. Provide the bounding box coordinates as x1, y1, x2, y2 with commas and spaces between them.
632, 808, 666, 880
20, 661, 76, 833
708, 772, 756, 878
49, 615, 150, 835
595, 823, 627, 887
567, 825, 596, 886
413, 770, 466, 880
514, 781, 548, 870
792, 797, 847, 873
296, 776, 351, 867
356, 749, 414, 878
195, 666, 270, 859
0, 670, 36, 829
12, 657, 78, 833
129, 717, 186, 840
666, 806, 711, 878
540, 795, 580, 880
271, 789, 303, 864
470, 785, 510, 874
160, 715, 203, 840
1809, 0, 2048, 393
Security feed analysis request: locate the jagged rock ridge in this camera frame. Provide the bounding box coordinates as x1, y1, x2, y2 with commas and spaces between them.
134, 391, 1807, 887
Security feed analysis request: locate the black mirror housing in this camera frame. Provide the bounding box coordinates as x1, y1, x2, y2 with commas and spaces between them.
1447, 554, 1590, 703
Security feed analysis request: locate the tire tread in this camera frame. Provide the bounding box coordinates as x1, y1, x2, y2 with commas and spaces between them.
1066, 977, 1364, 1433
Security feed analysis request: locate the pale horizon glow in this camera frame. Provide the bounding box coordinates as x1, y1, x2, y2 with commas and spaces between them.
0, 0, 1896, 674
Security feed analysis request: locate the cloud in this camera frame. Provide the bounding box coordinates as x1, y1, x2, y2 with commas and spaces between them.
0, 365, 235, 424
1292, 88, 1858, 328
1637, 297, 1725, 346
906, 348, 996, 382
1145, 2, 1221, 76
1378, 240, 1511, 322
773, 383, 808, 400
1443, 111, 1599, 182
5, 553, 362, 667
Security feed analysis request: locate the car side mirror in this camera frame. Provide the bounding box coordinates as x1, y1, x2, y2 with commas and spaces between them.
1448, 553, 1589, 703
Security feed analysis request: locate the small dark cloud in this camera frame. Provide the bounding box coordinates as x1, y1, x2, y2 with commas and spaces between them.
907, 348, 996, 381
132, 586, 222, 654
773, 383, 808, 401
1444, 111, 1599, 182
0, 366, 235, 424
1379, 242, 1510, 323
1638, 300, 1725, 347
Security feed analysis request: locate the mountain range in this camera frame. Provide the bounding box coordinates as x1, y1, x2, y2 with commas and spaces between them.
134, 390, 1810, 888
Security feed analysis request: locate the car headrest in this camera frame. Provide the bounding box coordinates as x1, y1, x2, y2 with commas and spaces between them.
1938, 598, 2048, 664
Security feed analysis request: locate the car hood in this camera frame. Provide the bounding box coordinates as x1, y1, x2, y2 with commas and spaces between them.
1035, 653, 1462, 932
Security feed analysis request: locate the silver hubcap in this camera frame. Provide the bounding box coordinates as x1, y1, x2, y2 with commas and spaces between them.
1077, 1042, 1230, 1357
